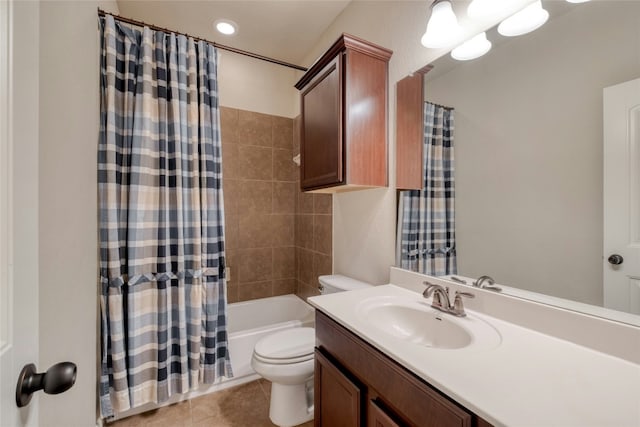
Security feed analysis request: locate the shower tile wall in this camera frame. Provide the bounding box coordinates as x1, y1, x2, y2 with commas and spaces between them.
221, 108, 332, 303
221, 107, 297, 302
293, 116, 332, 299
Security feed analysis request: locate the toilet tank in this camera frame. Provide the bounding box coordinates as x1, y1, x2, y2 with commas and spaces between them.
318, 274, 373, 294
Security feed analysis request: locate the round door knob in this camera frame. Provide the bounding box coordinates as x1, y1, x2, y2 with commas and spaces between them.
608, 254, 624, 265
15, 362, 77, 408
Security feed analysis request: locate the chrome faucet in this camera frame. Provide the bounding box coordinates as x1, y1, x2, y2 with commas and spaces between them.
473, 275, 502, 292
422, 281, 475, 317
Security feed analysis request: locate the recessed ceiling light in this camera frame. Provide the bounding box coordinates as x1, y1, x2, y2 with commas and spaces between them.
214, 19, 238, 36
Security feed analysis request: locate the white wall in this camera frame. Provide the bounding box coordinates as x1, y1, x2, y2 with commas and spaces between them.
301, 0, 535, 285
425, 2, 640, 305
218, 51, 299, 118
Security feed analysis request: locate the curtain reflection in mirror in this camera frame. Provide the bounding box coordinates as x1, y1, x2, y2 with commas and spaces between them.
397, 102, 456, 276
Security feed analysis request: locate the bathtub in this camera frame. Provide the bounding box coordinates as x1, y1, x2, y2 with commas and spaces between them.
108, 294, 314, 422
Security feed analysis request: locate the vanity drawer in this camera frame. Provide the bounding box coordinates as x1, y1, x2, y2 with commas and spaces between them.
316, 311, 486, 427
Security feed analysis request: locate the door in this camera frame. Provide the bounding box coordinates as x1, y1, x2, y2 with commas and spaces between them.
0, 2, 40, 425
603, 78, 640, 314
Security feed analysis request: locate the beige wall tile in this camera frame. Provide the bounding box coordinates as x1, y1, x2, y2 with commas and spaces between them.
238, 110, 272, 147
273, 247, 295, 279
238, 281, 273, 301
273, 148, 297, 182
237, 180, 272, 214
226, 282, 239, 304
221, 143, 239, 180
293, 115, 301, 156
313, 214, 332, 255
224, 211, 239, 253
297, 190, 314, 214
239, 213, 273, 249
273, 278, 296, 296
272, 116, 293, 149
237, 248, 272, 283
238, 145, 273, 180
314, 194, 332, 214
295, 214, 313, 249
272, 214, 294, 247
220, 107, 238, 145
222, 178, 241, 215
273, 182, 296, 214
314, 252, 332, 279
296, 281, 320, 300
297, 248, 314, 286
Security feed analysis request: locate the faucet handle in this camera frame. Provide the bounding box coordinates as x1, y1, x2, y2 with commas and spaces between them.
452, 291, 475, 317
422, 281, 440, 298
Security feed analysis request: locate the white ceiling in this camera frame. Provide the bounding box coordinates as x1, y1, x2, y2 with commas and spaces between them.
116, 0, 352, 66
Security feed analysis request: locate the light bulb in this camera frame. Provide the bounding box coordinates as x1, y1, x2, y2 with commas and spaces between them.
451, 32, 492, 61
497, 1, 549, 37
421, 0, 462, 49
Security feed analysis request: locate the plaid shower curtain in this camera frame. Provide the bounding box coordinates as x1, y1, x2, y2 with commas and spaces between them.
98, 15, 232, 417
397, 102, 456, 276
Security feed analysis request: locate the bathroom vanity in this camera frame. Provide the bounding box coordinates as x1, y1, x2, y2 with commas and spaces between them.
315, 310, 492, 427
308, 277, 640, 427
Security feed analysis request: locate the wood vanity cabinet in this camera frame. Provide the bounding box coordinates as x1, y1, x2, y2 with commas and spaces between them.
314, 311, 493, 427
295, 34, 392, 193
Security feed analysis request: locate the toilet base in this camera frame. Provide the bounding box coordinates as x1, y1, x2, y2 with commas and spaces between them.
268, 378, 314, 427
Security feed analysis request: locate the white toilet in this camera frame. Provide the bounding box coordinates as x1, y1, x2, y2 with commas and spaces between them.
251, 274, 372, 427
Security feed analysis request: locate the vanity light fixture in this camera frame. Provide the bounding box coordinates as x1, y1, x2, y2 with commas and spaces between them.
421, 0, 462, 49
451, 32, 492, 61
497, 0, 549, 37
467, 0, 507, 20
214, 19, 238, 36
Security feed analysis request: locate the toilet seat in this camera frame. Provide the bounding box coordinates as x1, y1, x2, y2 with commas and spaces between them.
253, 327, 315, 365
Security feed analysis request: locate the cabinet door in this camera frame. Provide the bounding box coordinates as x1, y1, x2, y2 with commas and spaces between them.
315, 349, 361, 427
300, 55, 343, 190
368, 400, 402, 427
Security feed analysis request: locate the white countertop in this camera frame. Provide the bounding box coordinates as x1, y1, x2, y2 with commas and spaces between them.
308, 284, 640, 427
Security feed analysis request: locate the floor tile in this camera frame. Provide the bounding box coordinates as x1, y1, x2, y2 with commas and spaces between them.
108, 379, 314, 427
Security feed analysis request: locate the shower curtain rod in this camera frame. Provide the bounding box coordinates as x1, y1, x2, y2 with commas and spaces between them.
426, 101, 455, 111
97, 9, 308, 72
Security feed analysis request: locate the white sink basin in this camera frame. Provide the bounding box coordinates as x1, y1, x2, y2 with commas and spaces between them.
356, 296, 501, 350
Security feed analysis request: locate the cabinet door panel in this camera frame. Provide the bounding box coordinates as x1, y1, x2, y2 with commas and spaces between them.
369, 399, 402, 427
301, 56, 343, 190
315, 349, 361, 427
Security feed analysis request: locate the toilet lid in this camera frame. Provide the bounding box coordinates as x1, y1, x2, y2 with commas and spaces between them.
254, 327, 315, 360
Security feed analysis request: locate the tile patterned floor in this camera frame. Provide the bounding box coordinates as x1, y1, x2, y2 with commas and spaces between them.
107, 380, 314, 427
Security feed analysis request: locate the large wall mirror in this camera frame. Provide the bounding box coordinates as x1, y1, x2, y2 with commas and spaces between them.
396, 1, 640, 325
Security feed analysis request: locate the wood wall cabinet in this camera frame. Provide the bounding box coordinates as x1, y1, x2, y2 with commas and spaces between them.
314, 311, 494, 427
295, 34, 392, 193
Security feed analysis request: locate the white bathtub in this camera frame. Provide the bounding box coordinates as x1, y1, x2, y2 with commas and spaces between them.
109, 294, 314, 422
